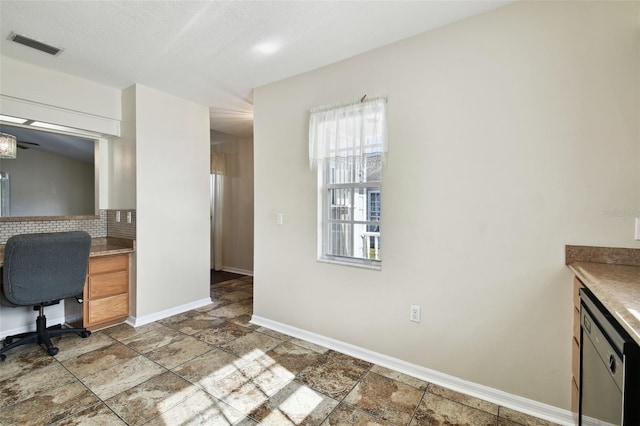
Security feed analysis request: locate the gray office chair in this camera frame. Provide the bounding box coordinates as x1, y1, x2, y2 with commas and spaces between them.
0, 231, 92, 361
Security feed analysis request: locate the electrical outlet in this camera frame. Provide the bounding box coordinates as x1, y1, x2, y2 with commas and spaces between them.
635, 218, 640, 241
115, 211, 121, 222
127, 211, 132, 224
276, 212, 284, 225
410, 305, 421, 323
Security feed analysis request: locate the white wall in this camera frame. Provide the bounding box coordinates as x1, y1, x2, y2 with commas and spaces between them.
211, 131, 254, 274
108, 86, 137, 209
253, 0, 639, 410
0, 148, 94, 216
133, 84, 211, 320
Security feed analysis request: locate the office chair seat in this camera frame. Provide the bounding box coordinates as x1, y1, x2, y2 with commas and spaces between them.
0, 231, 92, 361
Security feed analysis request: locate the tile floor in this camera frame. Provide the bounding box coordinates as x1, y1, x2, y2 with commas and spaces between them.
0, 277, 560, 425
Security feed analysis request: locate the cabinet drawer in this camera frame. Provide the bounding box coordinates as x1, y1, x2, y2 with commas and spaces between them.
90, 254, 129, 274
572, 337, 580, 386
571, 377, 579, 418
573, 307, 580, 342
88, 271, 128, 299
88, 293, 129, 325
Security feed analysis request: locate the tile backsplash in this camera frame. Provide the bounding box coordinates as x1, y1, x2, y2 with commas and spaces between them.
106, 210, 137, 239
0, 209, 137, 244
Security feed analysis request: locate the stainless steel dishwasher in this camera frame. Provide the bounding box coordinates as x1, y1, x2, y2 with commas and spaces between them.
579, 288, 640, 426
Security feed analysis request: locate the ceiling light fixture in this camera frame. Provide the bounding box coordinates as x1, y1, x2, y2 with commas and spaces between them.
10, 32, 63, 56
29, 121, 102, 139
0, 115, 28, 124
254, 41, 280, 55
0, 133, 17, 159
30, 121, 74, 132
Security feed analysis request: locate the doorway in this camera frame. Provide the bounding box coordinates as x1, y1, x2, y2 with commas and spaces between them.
210, 150, 226, 271
209, 137, 254, 277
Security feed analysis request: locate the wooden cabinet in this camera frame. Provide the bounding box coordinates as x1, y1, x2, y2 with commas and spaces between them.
571, 276, 585, 423
66, 253, 130, 331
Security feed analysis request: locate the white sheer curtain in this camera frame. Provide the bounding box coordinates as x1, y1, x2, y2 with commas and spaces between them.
210, 152, 226, 271
308, 96, 387, 170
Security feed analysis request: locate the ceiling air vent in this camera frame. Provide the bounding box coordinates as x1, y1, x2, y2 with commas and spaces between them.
9, 32, 62, 56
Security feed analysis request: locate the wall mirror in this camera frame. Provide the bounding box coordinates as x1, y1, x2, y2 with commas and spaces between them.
0, 123, 97, 219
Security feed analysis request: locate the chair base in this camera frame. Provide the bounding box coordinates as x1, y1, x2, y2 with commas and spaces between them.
0, 313, 91, 362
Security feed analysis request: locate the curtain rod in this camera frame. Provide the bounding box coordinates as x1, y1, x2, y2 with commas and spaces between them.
310, 95, 386, 114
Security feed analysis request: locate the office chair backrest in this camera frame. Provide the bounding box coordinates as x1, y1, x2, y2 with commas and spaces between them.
2, 231, 92, 306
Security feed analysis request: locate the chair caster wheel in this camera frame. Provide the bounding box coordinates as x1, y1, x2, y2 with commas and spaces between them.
48, 347, 59, 356
80, 331, 91, 338
4, 337, 13, 345
0, 354, 6, 362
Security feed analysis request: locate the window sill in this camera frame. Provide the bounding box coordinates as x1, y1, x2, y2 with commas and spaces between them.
317, 257, 381, 271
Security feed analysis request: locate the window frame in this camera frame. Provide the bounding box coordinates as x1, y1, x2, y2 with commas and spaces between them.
310, 97, 387, 270
317, 159, 382, 270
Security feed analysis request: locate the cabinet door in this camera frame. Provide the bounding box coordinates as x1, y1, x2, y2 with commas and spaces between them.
572, 276, 586, 421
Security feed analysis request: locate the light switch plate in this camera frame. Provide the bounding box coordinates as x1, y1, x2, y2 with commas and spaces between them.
410, 305, 421, 323
276, 212, 283, 225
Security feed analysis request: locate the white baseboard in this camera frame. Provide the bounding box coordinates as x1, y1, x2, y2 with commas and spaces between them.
220, 267, 253, 276
251, 315, 574, 426
1, 316, 66, 340
127, 297, 212, 328
2, 299, 213, 337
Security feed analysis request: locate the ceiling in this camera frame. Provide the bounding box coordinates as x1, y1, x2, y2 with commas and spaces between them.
0, 1, 509, 138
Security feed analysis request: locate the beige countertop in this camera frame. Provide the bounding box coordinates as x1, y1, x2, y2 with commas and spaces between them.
566, 245, 640, 346
569, 261, 640, 345
88, 237, 136, 257
0, 237, 135, 266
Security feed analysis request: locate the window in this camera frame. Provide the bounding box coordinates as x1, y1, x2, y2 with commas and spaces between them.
309, 97, 387, 268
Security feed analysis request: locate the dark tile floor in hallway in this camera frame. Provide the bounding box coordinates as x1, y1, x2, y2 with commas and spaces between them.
0, 276, 560, 425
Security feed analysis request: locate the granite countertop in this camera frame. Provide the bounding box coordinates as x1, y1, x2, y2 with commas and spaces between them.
0, 237, 135, 266
88, 237, 136, 257
566, 245, 640, 346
